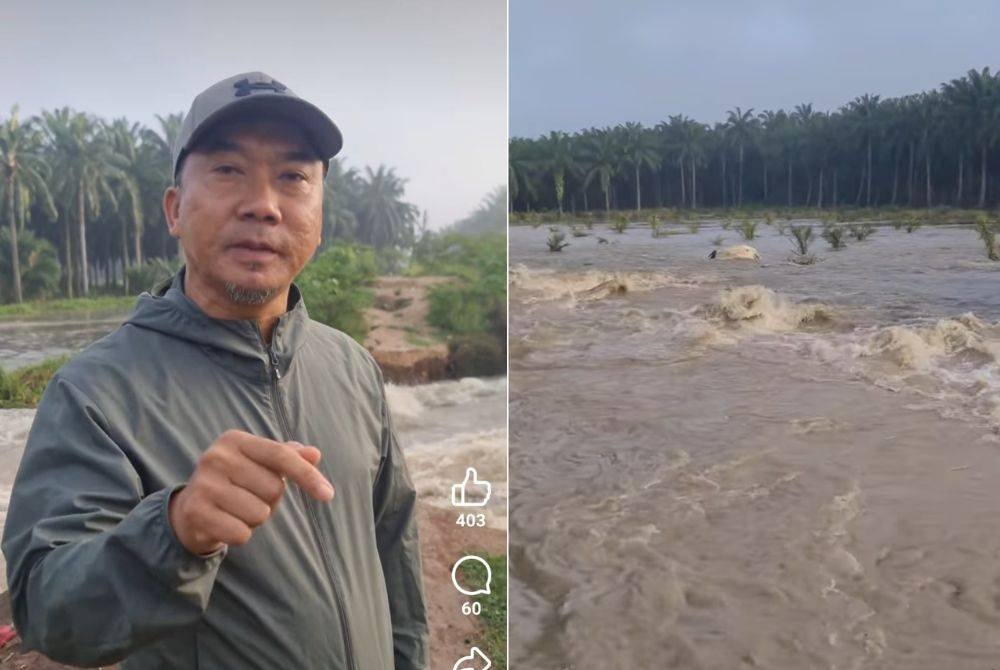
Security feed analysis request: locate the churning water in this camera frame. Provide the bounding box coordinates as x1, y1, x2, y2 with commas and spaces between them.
510, 220, 1000, 669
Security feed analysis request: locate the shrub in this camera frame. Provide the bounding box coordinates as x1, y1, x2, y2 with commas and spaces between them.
847, 223, 875, 241
415, 233, 505, 346
821, 225, 847, 250
447, 332, 505, 377
648, 215, 662, 238
0, 228, 61, 302
790, 224, 814, 255
0, 355, 68, 408
297, 242, 377, 342
976, 215, 999, 261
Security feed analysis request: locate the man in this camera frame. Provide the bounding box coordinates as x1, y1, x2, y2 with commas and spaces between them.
1, 72, 427, 669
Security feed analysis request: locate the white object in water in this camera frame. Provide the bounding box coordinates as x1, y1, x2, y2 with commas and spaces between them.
709, 245, 760, 262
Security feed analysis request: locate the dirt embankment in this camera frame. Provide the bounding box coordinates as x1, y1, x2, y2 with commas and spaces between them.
363, 276, 454, 385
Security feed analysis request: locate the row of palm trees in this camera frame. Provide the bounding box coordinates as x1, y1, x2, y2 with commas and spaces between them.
1, 106, 419, 304
510, 67, 1000, 215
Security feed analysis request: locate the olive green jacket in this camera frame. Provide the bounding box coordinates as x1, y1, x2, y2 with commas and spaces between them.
2, 267, 428, 669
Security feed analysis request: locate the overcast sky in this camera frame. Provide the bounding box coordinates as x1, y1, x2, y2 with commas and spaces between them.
0, 0, 506, 230
511, 0, 999, 138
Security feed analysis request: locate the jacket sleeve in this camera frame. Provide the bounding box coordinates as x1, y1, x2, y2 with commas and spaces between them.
372, 371, 429, 670
1, 374, 226, 667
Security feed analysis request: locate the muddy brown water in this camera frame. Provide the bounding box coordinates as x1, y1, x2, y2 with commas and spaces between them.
510, 221, 1000, 669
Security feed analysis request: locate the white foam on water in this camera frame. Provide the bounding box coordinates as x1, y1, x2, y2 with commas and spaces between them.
797, 312, 1000, 430
385, 376, 505, 430
700, 284, 835, 333
405, 427, 507, 529
509, 264, 688, 307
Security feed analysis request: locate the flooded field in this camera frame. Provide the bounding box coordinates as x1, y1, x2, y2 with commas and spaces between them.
509, 220, 1000, 669
0, 311, 130, 371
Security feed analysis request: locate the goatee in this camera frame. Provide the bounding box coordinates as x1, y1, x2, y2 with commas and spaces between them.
224, 281, 277, 305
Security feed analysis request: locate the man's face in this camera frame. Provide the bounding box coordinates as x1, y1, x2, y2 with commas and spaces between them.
164, 117, 324, 305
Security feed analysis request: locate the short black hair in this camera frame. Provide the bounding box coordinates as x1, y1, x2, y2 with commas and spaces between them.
173, 112, 328, 187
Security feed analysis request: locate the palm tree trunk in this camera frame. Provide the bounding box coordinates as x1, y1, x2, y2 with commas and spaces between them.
121, 222, 130, 294
979, 144, 987, 208
604, 185, 610, 213
738, 143, 744, 207
806, 176, 812, 207
77, 186, 89, 296
15, 183, 24, 235
133, 212, 143, 267
891, 153, 899, 206
6, 176, 22, 303
907, 141, 916, 206
866, 136, 873, 207
763, 161, 768, 203
855, 157, 865, 206
817, 169, 824, 209
691, 159, 698, 210
925, 148, 933, 209
787, 159, 793, 207
720, 154, 727, 207
62, 216, 73, 298
679, 162, 686, 208
554, 171, 564, 216
957, 150, 964, 205
833, 170, 838, 205
635, 164, 641, 211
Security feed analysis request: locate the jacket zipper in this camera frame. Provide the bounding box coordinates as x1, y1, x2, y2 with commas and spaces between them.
257, 328, 358, 670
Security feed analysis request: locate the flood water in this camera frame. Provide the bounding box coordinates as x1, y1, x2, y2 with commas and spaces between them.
509, 220, 1000, 669
0, 310, 129, 371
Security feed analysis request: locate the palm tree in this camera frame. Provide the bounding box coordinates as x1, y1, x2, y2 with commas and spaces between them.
712, 122, 730, 206
538, 131, 577, 216
725, 107, 757, 207
616, 122, 659, 211
756, 110, 783, 204
42, 107, 124, 296
508, 137, 537, 212
508, 66, 1000, 213
780, 109, 802, 206
672, 118, 707, 209
845, 94, 882, 207
0, 106, 57, 303
322, 157, 360, 246
355, 165, 418, 249
106, 118, 149, 271
941, 67, 1000, 207
580, 127, 620, 213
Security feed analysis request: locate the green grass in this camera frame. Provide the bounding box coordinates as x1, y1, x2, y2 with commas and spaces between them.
0, 356, 69, 408
458, 553, 507, 670
0, 295, 136, 320
403, 328, 445, 348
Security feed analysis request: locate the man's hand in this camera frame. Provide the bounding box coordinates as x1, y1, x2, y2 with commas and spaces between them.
168, 429, 335, 556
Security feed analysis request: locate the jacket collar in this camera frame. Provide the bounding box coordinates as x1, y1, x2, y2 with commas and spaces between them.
125, 266, 310, 381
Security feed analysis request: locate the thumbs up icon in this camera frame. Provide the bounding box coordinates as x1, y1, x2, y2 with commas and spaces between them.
453, 646, 491, 670
451, 467, 491, 507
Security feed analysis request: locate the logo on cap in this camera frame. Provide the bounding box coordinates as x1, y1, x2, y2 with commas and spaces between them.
233, 77, 288, 97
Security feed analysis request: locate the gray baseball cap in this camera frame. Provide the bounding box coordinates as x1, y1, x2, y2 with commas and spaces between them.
172, 71, 343, 178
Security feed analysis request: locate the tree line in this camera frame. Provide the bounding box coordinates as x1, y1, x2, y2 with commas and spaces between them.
509, 67, 1000, 216
1, 106, 420, 304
